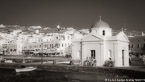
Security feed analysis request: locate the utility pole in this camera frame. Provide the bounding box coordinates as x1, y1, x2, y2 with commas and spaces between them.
41, 31, 47, 65
80, 39, 83, 65
41, 43, 43, 64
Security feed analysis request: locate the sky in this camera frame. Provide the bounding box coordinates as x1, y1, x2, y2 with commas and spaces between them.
0, 0, 145, 31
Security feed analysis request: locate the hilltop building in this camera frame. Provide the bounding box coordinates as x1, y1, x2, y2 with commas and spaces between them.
72, 18, 129, 67
129, 36, 145, 55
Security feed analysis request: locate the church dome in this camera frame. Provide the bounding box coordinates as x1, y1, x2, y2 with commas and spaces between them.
90, 17, 112, 36
91, 19, 110, 28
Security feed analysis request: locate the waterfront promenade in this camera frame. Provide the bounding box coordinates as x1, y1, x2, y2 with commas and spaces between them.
1, 55, 72, 64
2, 55, 71, 60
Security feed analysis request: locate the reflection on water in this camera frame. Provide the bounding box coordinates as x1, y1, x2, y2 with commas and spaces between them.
0, 68, 130, 82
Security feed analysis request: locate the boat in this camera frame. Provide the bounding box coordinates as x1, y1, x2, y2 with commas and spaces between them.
15, 66, 37, 73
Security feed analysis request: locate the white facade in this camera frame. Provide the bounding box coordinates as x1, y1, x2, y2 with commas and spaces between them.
72, 19, 129, 67
2, 42, 23, 55
22, 33, 72, 56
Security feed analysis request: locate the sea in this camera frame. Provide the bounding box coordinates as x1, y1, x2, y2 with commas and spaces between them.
0, 67, 134, 82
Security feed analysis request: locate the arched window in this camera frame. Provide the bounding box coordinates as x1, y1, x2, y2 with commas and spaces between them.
103, 30, 105, 36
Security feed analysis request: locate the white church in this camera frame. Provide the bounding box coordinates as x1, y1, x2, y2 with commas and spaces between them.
72, 18, 129, 67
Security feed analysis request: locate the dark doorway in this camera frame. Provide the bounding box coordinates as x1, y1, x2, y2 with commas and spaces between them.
91, 50, 95, 59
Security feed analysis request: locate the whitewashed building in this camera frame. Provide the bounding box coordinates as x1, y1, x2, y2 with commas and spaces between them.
2, 42, 24, 55
22, 32, 72, 56
72, 19, 129, 67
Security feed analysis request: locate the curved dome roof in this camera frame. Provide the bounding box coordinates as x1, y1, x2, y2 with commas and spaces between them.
92, 19, 110, 28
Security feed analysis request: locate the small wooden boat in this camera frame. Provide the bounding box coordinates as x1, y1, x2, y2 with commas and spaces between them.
15, 67, 37, 73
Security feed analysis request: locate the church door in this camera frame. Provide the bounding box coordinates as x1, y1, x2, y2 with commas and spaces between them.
122, 50, 125, 66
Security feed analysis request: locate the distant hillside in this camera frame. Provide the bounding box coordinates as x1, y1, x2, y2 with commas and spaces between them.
0, 24, 144, 37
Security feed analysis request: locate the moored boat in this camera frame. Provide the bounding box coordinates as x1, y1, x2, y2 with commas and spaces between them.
15, 67, 37, 73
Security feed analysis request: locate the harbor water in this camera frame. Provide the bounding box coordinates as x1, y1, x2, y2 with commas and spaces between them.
0, 67, 131, 82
